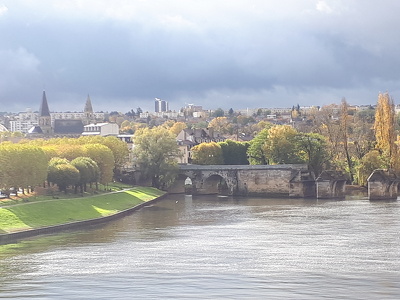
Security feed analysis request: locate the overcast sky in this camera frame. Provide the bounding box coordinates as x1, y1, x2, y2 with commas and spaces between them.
1, 1, 400, 113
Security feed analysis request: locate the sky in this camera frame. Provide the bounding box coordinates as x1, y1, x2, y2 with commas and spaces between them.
1, 0, 400, 113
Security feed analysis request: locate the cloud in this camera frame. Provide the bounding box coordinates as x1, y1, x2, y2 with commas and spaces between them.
316, 1, 333, 14
1, 1, 400, 113
0, 47, 41, 96
0, 4, 7, 15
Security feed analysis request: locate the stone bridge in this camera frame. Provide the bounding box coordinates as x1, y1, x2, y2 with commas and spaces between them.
165, 165, 400, 200
168, 164, 317, 198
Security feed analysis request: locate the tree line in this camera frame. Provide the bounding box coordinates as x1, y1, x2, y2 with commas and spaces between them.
0, 136, 129, 196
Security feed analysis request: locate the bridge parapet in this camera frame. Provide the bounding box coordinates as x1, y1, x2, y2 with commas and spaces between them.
178, 164, 309, 171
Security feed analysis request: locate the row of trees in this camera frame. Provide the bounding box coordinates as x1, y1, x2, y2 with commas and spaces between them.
0, 136, 129, 194
189, 127, 329, 177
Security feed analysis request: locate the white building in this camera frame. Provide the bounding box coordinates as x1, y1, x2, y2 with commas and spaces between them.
9, 119, 38, 133
82, 123, 119, 136
9, 108, 39, 133
269, 107, 292, 114
155, 98, 169, 112
50, 111, 105, 123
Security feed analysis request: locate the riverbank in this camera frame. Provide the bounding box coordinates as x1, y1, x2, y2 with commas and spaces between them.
0, 186, 166, 244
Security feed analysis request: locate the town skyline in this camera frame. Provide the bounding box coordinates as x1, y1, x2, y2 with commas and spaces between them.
0, 90, 380, 116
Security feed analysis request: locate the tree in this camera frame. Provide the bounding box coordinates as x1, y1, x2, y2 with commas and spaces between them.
191, 142, 224, 165
132, 126, 181, 189
191, 121, 209, 129
355, 150, 383, 186
374, 92, 396, 168
339, 98, 354, 181
208, 117, 232, 135
120, 120, 131, 130
248, 120, 272, 137
314, 104, 342, 160
352, 108, 375, 160
78, 136, 129, 176
20, 145, 49, 193
0, 144, 48, 194
125, 109, 136, 119
212, 108, 224, 117
263, 125, 303, 164
247, 128, 269, 164
82, 144, 115, 185
169, 122, 187, 136
218, 140, 249, 165
71, 157, 100, 193
294, 132, 330, 177
95, 136, 129, 171
54, 144, 86, 161
47, 158, 80, 193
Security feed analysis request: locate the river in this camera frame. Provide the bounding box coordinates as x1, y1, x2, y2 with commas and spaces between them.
0, 194, 399, 299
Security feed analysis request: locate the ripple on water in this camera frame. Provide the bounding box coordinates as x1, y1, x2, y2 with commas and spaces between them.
0, 195, 399, 299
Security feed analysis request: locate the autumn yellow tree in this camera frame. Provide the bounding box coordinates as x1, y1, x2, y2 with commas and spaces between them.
191, 142, 224, 165
169, 122, 187, 136
263, 125, 303, 164
0, 144, 48, 194
133, 126, 181, 189
82, 143, 115, 184
208, 117, 232, 134
374, 92, 396, 168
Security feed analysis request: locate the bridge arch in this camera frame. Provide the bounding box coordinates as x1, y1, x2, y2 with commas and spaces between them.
202, 174, 230, 195
168, 173, 194, 194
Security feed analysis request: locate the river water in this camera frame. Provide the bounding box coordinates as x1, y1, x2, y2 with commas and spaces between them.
0, 194, 399, 299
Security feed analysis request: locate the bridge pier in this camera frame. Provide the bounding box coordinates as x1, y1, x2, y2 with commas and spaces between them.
316, 170, 347, 199
289, 169, 316, 198
367, 169, 399, 200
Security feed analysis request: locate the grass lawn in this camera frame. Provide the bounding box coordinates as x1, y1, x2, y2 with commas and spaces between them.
0, 186, 165, 234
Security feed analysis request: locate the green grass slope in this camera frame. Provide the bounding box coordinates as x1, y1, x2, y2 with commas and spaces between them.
0, 187, 165, 234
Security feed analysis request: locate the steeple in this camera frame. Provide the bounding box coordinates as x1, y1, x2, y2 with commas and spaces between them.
39, 90, 51, 117
38, 90, 53, 135
84, 94, 94, 125
84, 94, 93, 114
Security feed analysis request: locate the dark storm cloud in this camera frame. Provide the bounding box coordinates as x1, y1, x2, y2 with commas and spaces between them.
1, 0, 400, 113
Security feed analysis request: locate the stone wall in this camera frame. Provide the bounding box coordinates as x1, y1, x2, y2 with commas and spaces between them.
237, 168, 296, 197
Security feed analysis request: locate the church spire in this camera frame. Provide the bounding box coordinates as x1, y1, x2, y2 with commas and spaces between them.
84, 94, 94, 125
38, 90, 53, 135
39, 90, 51, 117
84, 94, 93, 114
